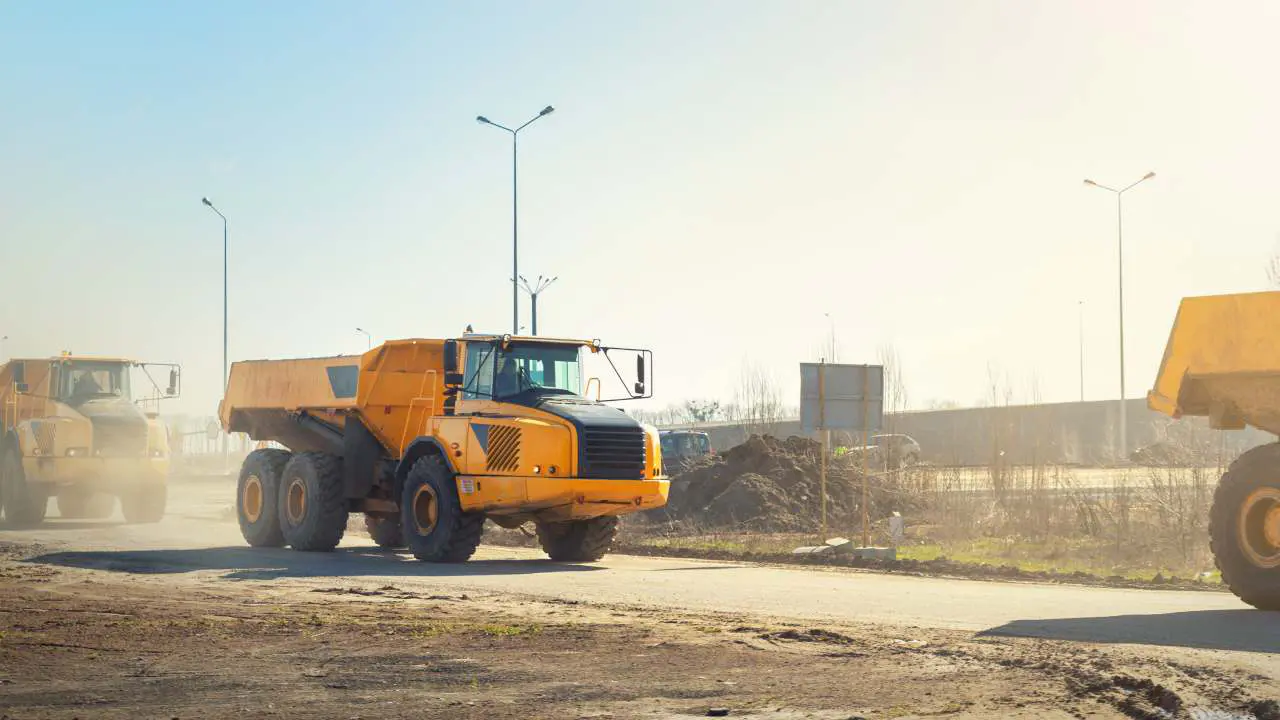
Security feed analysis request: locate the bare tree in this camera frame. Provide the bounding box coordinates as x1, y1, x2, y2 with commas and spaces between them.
727, 363, 783, 436
878, 345, 908, 433
1268, 239, 1280, 287
683, 399, 722, 424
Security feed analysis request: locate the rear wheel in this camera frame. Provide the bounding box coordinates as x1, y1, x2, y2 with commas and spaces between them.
400, 455, 483, 563
536, 516, 619, 562
237, 449, 292, 547
1210, 444, 1280, 610
364, 514, 405, 549
57, 490, 115, 520
2, 448, 46, 528
278, 452, 347, 552
121, 485, 166, 524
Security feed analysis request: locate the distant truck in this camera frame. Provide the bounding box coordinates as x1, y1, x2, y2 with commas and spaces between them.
844, 434, 922, 470
219, 334, 669, 563
0, 355, 180, 526
659, 430, 713, 474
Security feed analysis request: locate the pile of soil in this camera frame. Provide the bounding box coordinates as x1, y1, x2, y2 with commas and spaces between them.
652, 434, 916, 532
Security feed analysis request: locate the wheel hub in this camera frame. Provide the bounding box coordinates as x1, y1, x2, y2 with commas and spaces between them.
1238, 487, 1280, 569
286, 478, 307, 526
413, 484, 438, 535
242, 475, 263, 523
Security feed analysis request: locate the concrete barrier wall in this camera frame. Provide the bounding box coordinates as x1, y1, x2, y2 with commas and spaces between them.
665, 399, 1274, 466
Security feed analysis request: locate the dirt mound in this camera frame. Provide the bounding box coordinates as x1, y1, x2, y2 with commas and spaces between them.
654, 434, 915, 532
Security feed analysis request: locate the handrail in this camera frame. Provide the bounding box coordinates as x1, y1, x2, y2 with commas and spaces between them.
399, 370, 439, 452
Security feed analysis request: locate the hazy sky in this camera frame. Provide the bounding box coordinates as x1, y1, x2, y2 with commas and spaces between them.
4, 1, 1280, 418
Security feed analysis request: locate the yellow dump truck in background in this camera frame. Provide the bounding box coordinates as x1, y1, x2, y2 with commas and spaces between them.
220, 334, 668, 563
1149, 290, 1280, 609
1, 355, 180, 526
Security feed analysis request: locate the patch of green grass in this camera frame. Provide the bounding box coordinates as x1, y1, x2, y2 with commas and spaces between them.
478, 623, 541, 637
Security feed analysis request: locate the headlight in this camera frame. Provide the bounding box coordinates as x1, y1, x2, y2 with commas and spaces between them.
150, 449, 165, 458
66, 447, 89, 458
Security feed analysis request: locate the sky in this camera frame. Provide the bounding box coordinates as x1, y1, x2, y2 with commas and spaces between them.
3, 0, 1280, 419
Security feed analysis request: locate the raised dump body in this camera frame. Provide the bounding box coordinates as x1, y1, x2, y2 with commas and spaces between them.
1148, 290, 1280, 434
220, 335, 668, 563
1, 355, 179, 526
1149, 291, 1280, 609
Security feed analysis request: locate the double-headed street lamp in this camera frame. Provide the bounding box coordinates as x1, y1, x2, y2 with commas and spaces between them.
518, 275, 558, 335
355, 327, 371, 349
1083, 171, 1155, 461
476, 105, 556, 334
201, 197, 229, 473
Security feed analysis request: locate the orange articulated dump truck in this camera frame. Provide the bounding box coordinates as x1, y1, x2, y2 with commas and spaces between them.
1, 355, 180, 526
219, 334, 668, 563
1149, 291, 1280, 609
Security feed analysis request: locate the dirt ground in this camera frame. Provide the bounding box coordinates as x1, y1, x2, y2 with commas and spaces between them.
1, 537, 1277, 720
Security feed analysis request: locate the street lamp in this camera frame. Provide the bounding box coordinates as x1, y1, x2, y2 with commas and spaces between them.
355, 327, 371, 349
1083, 170, 1155, 461
201, 196, 229, 473
476, 105, 556, 334
518, 275, 558, 335
1, 335, 7, 361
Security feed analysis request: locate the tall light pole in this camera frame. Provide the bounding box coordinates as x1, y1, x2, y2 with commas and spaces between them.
518, 275, 558, 335
0, 335, 7, 361
201, 196, 229, 473
1078, 301, 1085, 403
1083, 171, 1155, 461
355, 327, 371, 349
823, 312, 837, 362
476, 105, 556, 334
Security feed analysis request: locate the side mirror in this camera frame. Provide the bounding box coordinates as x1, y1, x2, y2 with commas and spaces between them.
443, 340, 459, 374
14, 383, 28, 395
167, 368, 178, 396
444, 372, 464, 386
634, 355, 646, 396
12, 362, 25, 386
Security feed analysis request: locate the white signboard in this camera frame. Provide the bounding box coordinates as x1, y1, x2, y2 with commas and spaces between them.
799, 363, 884, 433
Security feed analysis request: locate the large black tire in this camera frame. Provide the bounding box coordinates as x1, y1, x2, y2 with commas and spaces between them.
364, 514, 405, 549
536, 516, 619, 562
121, 485, 166, 524
237, 448, 292, 547
1211, 444, 1280, 610
400, 455, 483, 563
57, 490, 115, 520
278, 452, 348, 552
2, 448, 46, 528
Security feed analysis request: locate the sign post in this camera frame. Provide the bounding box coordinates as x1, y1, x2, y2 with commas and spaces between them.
800, 363, 884, 544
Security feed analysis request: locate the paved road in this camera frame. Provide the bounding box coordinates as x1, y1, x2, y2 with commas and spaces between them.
4, 478, 1277, 671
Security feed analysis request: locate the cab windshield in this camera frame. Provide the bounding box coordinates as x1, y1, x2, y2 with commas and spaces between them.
463, 342, 583, 400
58, 361, 131, 404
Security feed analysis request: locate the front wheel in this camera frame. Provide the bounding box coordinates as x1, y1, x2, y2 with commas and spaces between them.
400, 456, 483, 563
2, 449, 46, 527
536, 516, 619, 562
1210, 444, 1280, 610
121, 485, 166, 524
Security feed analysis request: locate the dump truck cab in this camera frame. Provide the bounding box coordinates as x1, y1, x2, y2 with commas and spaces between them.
221, 334, 668, 563
1, 355, 180, 526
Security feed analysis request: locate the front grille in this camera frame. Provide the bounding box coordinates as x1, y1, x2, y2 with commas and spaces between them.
93, 422, 147, 456
486, 426, 521, 472
581, 427, 646, 479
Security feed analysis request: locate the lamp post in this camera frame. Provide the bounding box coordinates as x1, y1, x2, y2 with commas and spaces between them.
518, 275, 558, 335
476, 105, 556, 334
201, 196, 229, 473
355, 327, 371, 349
0, 335, 7, 361
1083, 171, 1155, 461
823, 312, 837, 362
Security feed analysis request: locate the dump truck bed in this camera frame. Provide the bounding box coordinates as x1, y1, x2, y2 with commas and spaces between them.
1148, 291, 1280, 435
220, 341, 447, 455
